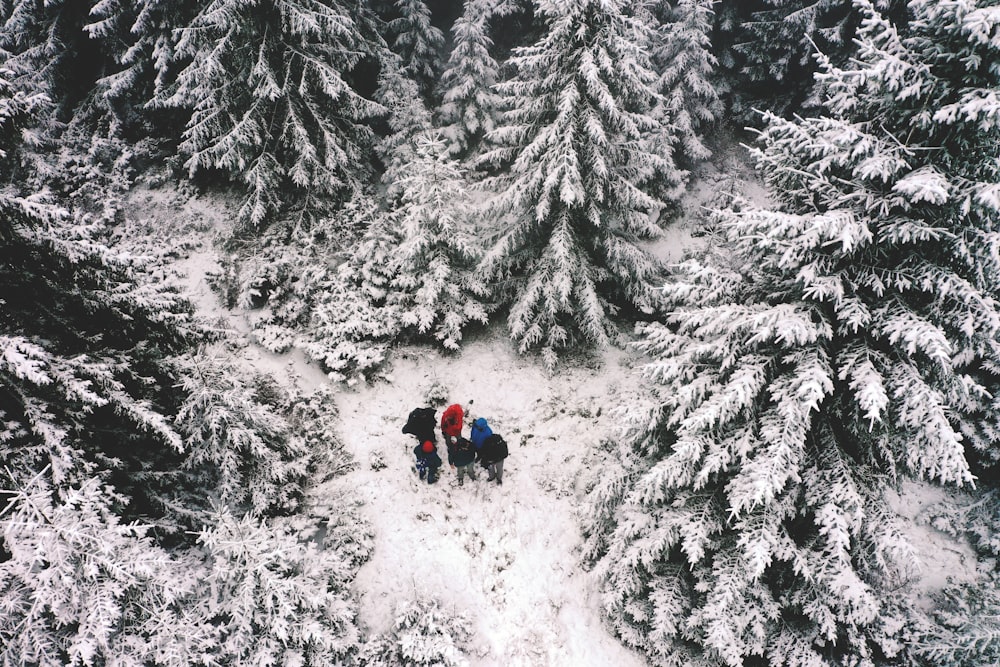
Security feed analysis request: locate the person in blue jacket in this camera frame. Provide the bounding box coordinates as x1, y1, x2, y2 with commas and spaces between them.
413, 440, 441, 484
469, 417, 493, 451
447, 436, 478, 486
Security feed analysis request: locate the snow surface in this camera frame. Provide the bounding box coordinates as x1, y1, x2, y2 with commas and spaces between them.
138, 153, 979, 664
162, 198, 650, 664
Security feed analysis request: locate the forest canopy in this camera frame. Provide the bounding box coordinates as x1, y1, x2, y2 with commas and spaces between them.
1, 0, 999, 665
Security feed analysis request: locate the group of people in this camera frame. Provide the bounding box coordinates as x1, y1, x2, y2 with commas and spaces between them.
402, 403, 509, 487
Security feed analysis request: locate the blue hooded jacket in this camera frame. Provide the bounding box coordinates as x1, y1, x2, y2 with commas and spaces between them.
469, 418, 493, 450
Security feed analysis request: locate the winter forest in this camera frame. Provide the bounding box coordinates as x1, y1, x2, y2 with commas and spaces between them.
2, 0, 1000, 665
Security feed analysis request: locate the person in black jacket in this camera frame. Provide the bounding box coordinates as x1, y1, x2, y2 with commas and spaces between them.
403, 407, 437, 446
413, 440, 442, 484
478, 433, 509, 485
447, 436, 477, 486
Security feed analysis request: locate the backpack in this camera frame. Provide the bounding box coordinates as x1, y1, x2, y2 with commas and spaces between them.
403, 407, 436, 436
482, 434, 508, 461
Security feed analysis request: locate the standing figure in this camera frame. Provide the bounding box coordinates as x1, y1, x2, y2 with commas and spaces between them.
440, 403, 464, 447
403, 406, 437, 445
447, 436, 478, 486
479, 433, 509, 485
413, 440, 442, 484
469, 417, 493, 451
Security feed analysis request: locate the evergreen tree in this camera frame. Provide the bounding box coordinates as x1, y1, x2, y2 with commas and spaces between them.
0, 77, 368, 662
84, 0, 198, 139
585, 0, 1000, 664
0, 0, 99, 119
375, 52, 434, 202
645, 0, 722, 200
357, 598, 472, 666
731, 0, 903, 116
478, 0, 667, 366
436, 0, 501, 158
156, 0, 385, 228
387, 0, 445, 103
386, 132, 487, 349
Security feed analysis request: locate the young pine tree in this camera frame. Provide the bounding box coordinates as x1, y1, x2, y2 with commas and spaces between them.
157, 0, 385, 228
386, 132, 487, 349
644, 0, 722, 200
387, 0, 445, 104
375, 52, 434, 203
479, 0, 667, 366
436, 0, 501, 158
585, 0, 1000, 664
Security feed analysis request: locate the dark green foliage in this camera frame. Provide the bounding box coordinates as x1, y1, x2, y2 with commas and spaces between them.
478, 0, 667, 366
157, 0, 387, 228
586, 1, 1000, 664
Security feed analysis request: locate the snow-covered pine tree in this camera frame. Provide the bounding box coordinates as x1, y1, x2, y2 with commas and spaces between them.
478, 0, 667, 366
357, 598, 472, 667
436, 0, 501, 158
387, 0, 445, 104
375, 52, 434, 203
173, 349, 311, 517
84, 0, 198, 139
585, 0, 1000, 664
386, 132, 487, 349
732, 0, 901, 116
157, 0, 385, 228
300, 197, 404, 382
0, 0, 97, 118
0, 474, 194, 665
644, 0, 722, 201
0, 67, 47, 179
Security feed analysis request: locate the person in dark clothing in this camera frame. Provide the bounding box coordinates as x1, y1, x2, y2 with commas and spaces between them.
447, 436, 478, 486
478, 433, 509, 485
440, 403, 464, 447
413, 440, 442, 484
403, 407, 437, 445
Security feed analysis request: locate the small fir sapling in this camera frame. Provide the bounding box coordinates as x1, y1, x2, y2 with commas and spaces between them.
357, 597, 473, 667
436, 0, 502, 158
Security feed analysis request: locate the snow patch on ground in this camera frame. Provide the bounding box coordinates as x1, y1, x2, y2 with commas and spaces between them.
332, 339, 648, 665
886, 479, 980, 609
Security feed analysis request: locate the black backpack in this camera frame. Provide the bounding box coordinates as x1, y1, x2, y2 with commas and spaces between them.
482, 434, 509, 461
403, 407, 436, 436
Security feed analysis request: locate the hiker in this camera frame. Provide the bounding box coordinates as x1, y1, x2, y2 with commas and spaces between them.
479, 433, 509, 485
440, 403, 464, 447
469, 417, 493, 451
413, 440, 441, 484
403, 407, 437, 446
447, 436, 477, 486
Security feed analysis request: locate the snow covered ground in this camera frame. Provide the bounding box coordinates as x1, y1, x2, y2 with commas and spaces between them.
166, 203, 651, 664
145, 156, 980, 664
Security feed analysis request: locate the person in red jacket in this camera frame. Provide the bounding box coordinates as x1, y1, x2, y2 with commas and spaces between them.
440, 403, 464, 447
